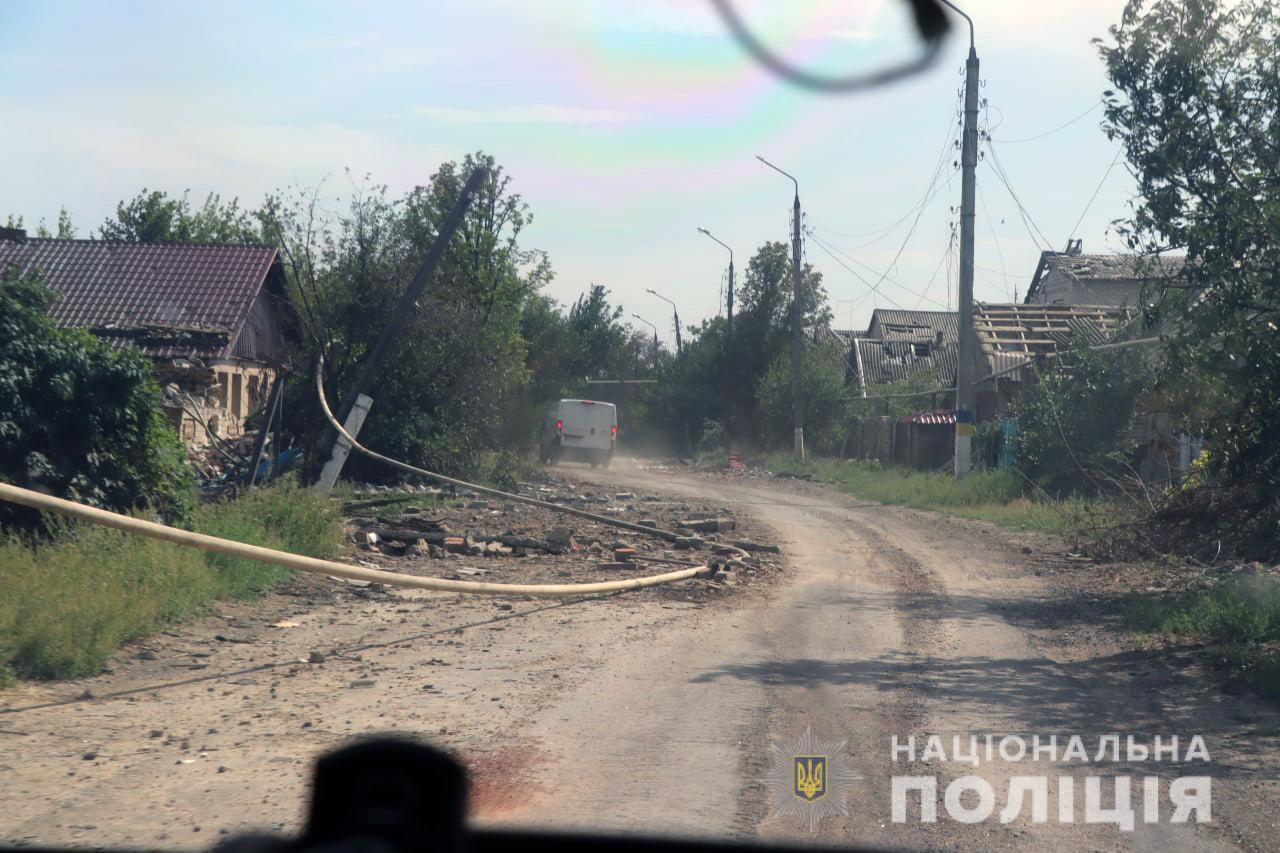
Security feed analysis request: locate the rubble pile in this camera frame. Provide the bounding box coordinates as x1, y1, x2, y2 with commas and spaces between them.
341, 474, 783, 600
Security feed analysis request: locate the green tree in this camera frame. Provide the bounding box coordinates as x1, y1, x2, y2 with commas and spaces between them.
1099, 0, 1280, 549
100, 190, 260, 243
757, 335, 850, 454
0, 271, 193, 529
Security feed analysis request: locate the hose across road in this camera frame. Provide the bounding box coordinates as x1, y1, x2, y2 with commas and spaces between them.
0, 482, 718, 597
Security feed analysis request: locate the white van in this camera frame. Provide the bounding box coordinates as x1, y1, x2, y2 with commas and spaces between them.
540, 399, 617, 468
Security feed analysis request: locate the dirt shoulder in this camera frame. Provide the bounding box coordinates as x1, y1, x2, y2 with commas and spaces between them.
0, 472, 781, 848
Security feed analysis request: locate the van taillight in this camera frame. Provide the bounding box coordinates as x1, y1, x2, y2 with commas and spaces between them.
555, 420, 563, 432
611, 425, 617, 437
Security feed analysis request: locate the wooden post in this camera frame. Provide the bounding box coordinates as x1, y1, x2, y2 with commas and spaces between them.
247, 375, 284, 488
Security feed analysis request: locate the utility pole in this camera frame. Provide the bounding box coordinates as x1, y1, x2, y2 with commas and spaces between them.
756, 155, 805, 459
316, 166, 488, 486
945, 0, 978, 478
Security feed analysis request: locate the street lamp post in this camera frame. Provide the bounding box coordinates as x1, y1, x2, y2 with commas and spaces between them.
632, 313, 658, 367
645, 288, 682, 356
755, 154, 805, 460
697, 226, 734, 349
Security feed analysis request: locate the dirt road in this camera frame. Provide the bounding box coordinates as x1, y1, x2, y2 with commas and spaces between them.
3, 460, 1278, 850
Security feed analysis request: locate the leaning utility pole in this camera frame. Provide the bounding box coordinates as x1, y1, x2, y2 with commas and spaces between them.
316, 166, 489, 486
947, 1, 978, 478
756, 155, 805, 459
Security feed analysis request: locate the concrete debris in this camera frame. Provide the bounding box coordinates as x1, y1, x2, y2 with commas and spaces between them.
674, 536, 703, 550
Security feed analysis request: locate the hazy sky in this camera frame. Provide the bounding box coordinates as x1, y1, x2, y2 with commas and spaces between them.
1, 1, 1132, 344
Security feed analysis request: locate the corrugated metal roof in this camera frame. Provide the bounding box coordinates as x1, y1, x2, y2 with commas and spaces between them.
854, 338, 957, 387
868, 309, 959, 342
901, 410, 957, 425
0, 237, 279, 359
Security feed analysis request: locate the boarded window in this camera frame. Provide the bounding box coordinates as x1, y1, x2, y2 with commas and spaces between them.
216, 374, 228, 408
231, 374, 242, 417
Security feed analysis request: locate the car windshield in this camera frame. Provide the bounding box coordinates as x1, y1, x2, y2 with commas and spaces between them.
2, 1, 1278, 850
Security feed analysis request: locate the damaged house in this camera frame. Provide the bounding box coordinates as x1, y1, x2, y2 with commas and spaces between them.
1024, 240, 1185, 307
0, 229, 292, 453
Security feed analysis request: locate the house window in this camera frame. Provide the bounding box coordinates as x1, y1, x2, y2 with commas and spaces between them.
912, 343, 931, 357
231, 374, 242, 418
216, 374, 228, 408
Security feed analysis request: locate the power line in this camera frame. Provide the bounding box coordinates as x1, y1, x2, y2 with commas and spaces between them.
806, 231, 908, 311
808, 229, 950, 310
976, 183, 1011, 300
983, 136, 1054, 251
992, 100, 1102, 144
1068, 146, 1124, 241
811, 87, 962, 247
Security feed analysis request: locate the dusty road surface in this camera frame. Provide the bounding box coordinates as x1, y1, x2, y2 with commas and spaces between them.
3, 458, 1278, 850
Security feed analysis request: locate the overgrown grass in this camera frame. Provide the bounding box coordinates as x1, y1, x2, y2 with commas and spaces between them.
0, 480, 342, 682
767, 453, 1080, 533
1127, 575, 1280, 699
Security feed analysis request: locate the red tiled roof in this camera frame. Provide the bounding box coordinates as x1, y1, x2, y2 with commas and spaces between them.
0, 237, 279, 359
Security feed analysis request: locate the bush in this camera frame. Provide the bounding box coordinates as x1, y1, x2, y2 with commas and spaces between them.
1130, 575, 1280, 698
1012, 339, 1154, 496
0, 481, 342, 680
0, 270, 194, 529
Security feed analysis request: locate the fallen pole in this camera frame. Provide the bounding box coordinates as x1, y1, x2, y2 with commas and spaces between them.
0, 482, 717, 598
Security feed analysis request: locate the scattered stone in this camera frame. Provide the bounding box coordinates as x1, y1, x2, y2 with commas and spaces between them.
597, 562, 636, 571
149, 729, 164, 739
402, 506, 422, 514
674, 536, 704, 550
637, 518, 658, 528
307, 651, 326, 664
502, 502, 517, 512
358, 531, 379, 549
614, 492, 635, 501
82, 751, 97, 761
137, 649, 158, 661
466, 500, 491, 510
348, 679, 377, 689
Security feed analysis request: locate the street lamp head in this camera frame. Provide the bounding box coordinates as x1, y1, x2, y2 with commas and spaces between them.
645, 288, 657, 295
697, 226, 709, 235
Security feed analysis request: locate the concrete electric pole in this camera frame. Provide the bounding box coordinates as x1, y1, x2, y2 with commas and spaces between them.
946, 1, 978, 478
756, 155, 805, 460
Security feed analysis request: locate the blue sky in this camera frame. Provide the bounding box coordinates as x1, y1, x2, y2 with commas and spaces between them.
1, 1, 1132, 344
